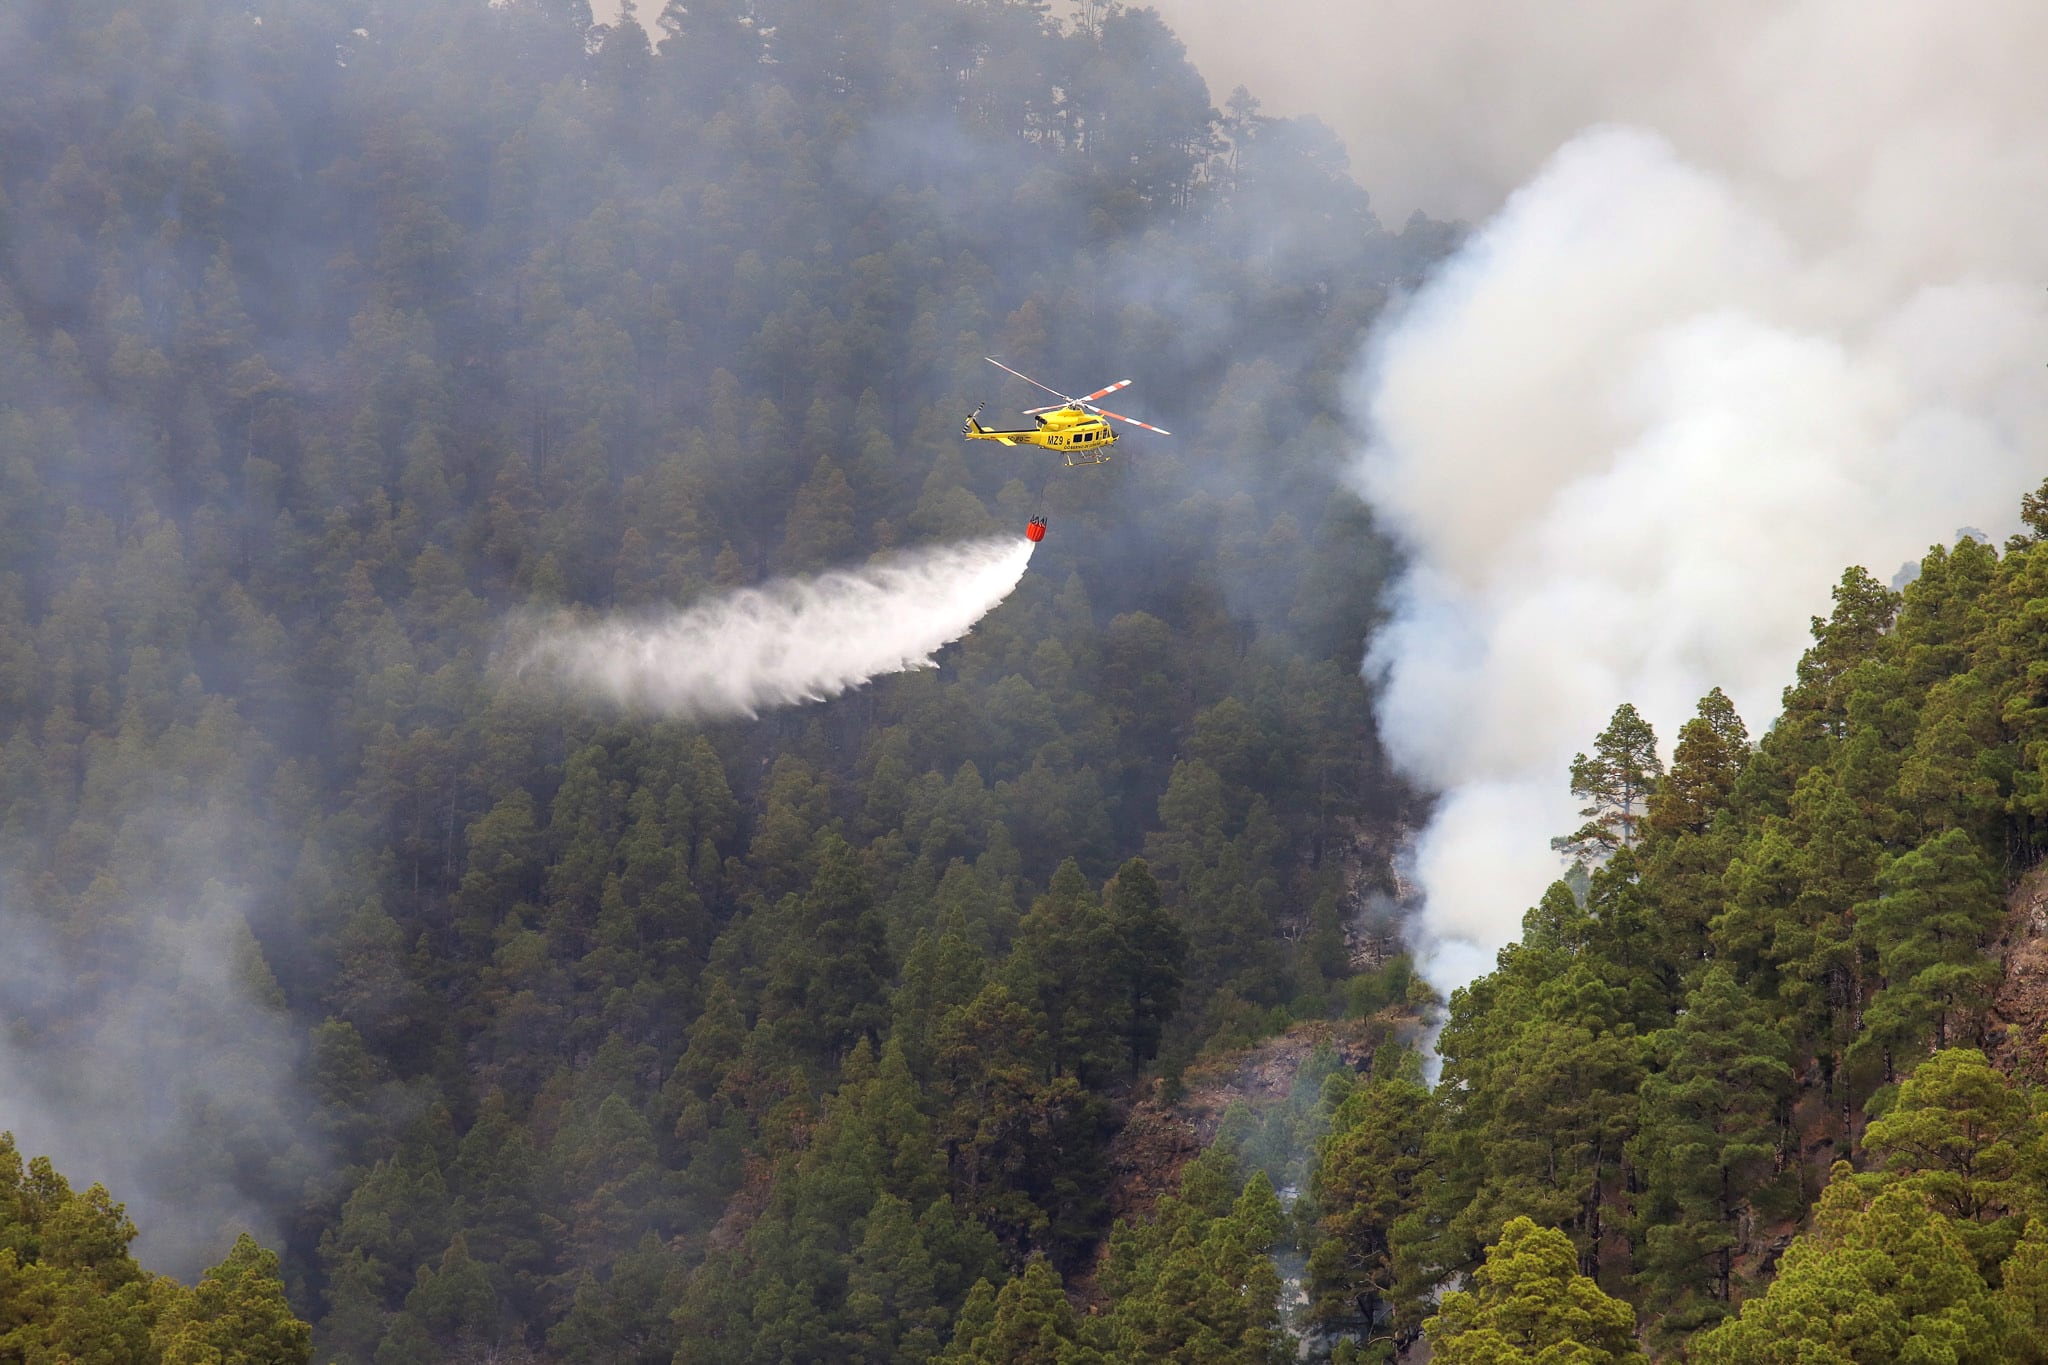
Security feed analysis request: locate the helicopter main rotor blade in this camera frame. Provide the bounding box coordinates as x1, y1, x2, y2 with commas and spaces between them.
1089, 404, 1171, 436
1079, 379, 1132, 403
1022, 403, 1075, 415
984, 356, 1074, 405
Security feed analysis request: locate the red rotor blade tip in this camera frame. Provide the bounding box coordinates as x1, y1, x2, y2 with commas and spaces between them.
1094, 406, 1171, 436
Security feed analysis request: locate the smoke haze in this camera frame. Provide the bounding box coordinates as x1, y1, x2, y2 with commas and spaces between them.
511, 537, 1038, 718
1145, 0, 2048, 226
1338, 11, 2048, 992
0, 827, 312, 1280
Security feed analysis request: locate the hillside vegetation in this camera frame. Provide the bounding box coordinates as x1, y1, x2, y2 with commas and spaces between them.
1317, 504, 2048, 1360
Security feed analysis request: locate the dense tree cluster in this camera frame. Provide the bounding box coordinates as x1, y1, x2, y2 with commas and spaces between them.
0, 1134, 311, 1364
0, 0, 1431, 1360
1300, 503, 2048, 1357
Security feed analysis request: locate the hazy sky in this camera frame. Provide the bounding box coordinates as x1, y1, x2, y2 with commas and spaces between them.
1137, 0, 1731, 220
597, 1, 2004, 227
593, 0, 1485, 217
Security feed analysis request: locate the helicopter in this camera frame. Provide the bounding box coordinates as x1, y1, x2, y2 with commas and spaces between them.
963, 357, 1171, 467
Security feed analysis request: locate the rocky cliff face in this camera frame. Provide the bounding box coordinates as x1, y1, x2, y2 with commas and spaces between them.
1989, 862, 2048, 1083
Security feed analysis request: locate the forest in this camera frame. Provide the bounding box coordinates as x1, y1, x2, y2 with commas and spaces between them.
1, 1, 2043, 1363
0, 0, 1422, 1360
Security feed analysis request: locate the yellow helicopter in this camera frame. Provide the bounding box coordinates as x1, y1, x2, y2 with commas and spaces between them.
963, 357, 1171, 467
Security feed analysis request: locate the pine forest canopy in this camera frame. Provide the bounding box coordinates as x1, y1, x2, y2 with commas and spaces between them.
2, 1, 2043, 1364
0, 0, 1424, 1360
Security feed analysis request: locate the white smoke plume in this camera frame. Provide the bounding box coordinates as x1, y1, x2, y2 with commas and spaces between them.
511, 536, 1037, 717
1334, 7, 2048, 994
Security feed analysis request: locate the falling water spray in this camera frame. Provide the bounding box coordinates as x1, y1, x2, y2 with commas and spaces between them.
507, 535, 1036, 718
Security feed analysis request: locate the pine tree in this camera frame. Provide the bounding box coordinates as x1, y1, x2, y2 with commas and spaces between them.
1854, 829, 2003, 1065
1005, 858, 1124, 1082
1862, 1048, 2035, 1273
1692, 1169, 2015, 1365
1999, 1219, 2048, 1363
545, 1232, 680, 1365
1784, 567, 1902, 732
842, 1192, 947, 1364
760, 834, 894, 1062
1424, 1216, 1645, 1365
159, 1233, 313, 1365
1553, 703, 1662, 866
1630, 965, 1794, 1321
1106, 857, 1186, 1077
1646, 688, 1749, 837
782, 454, 858, 572
0, 1135, 312, 1365
449, 1093, 549, 1323
1307, 1074, 1436, 1337
939, 1260, 1103, 1364
893, 924, 991, 1081
1100, 1162, 1286, 1365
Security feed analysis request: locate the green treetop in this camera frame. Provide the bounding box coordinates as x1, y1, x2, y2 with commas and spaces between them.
1692, 1166, 2016, 1365
1423, 1215, 1645, 1365
0, 1134, 310, 1365
1645, 687, 1748, 838
1553, 703, 1662, 867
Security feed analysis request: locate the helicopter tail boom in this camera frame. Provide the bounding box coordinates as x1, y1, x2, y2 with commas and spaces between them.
963, 404, 1020, 446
